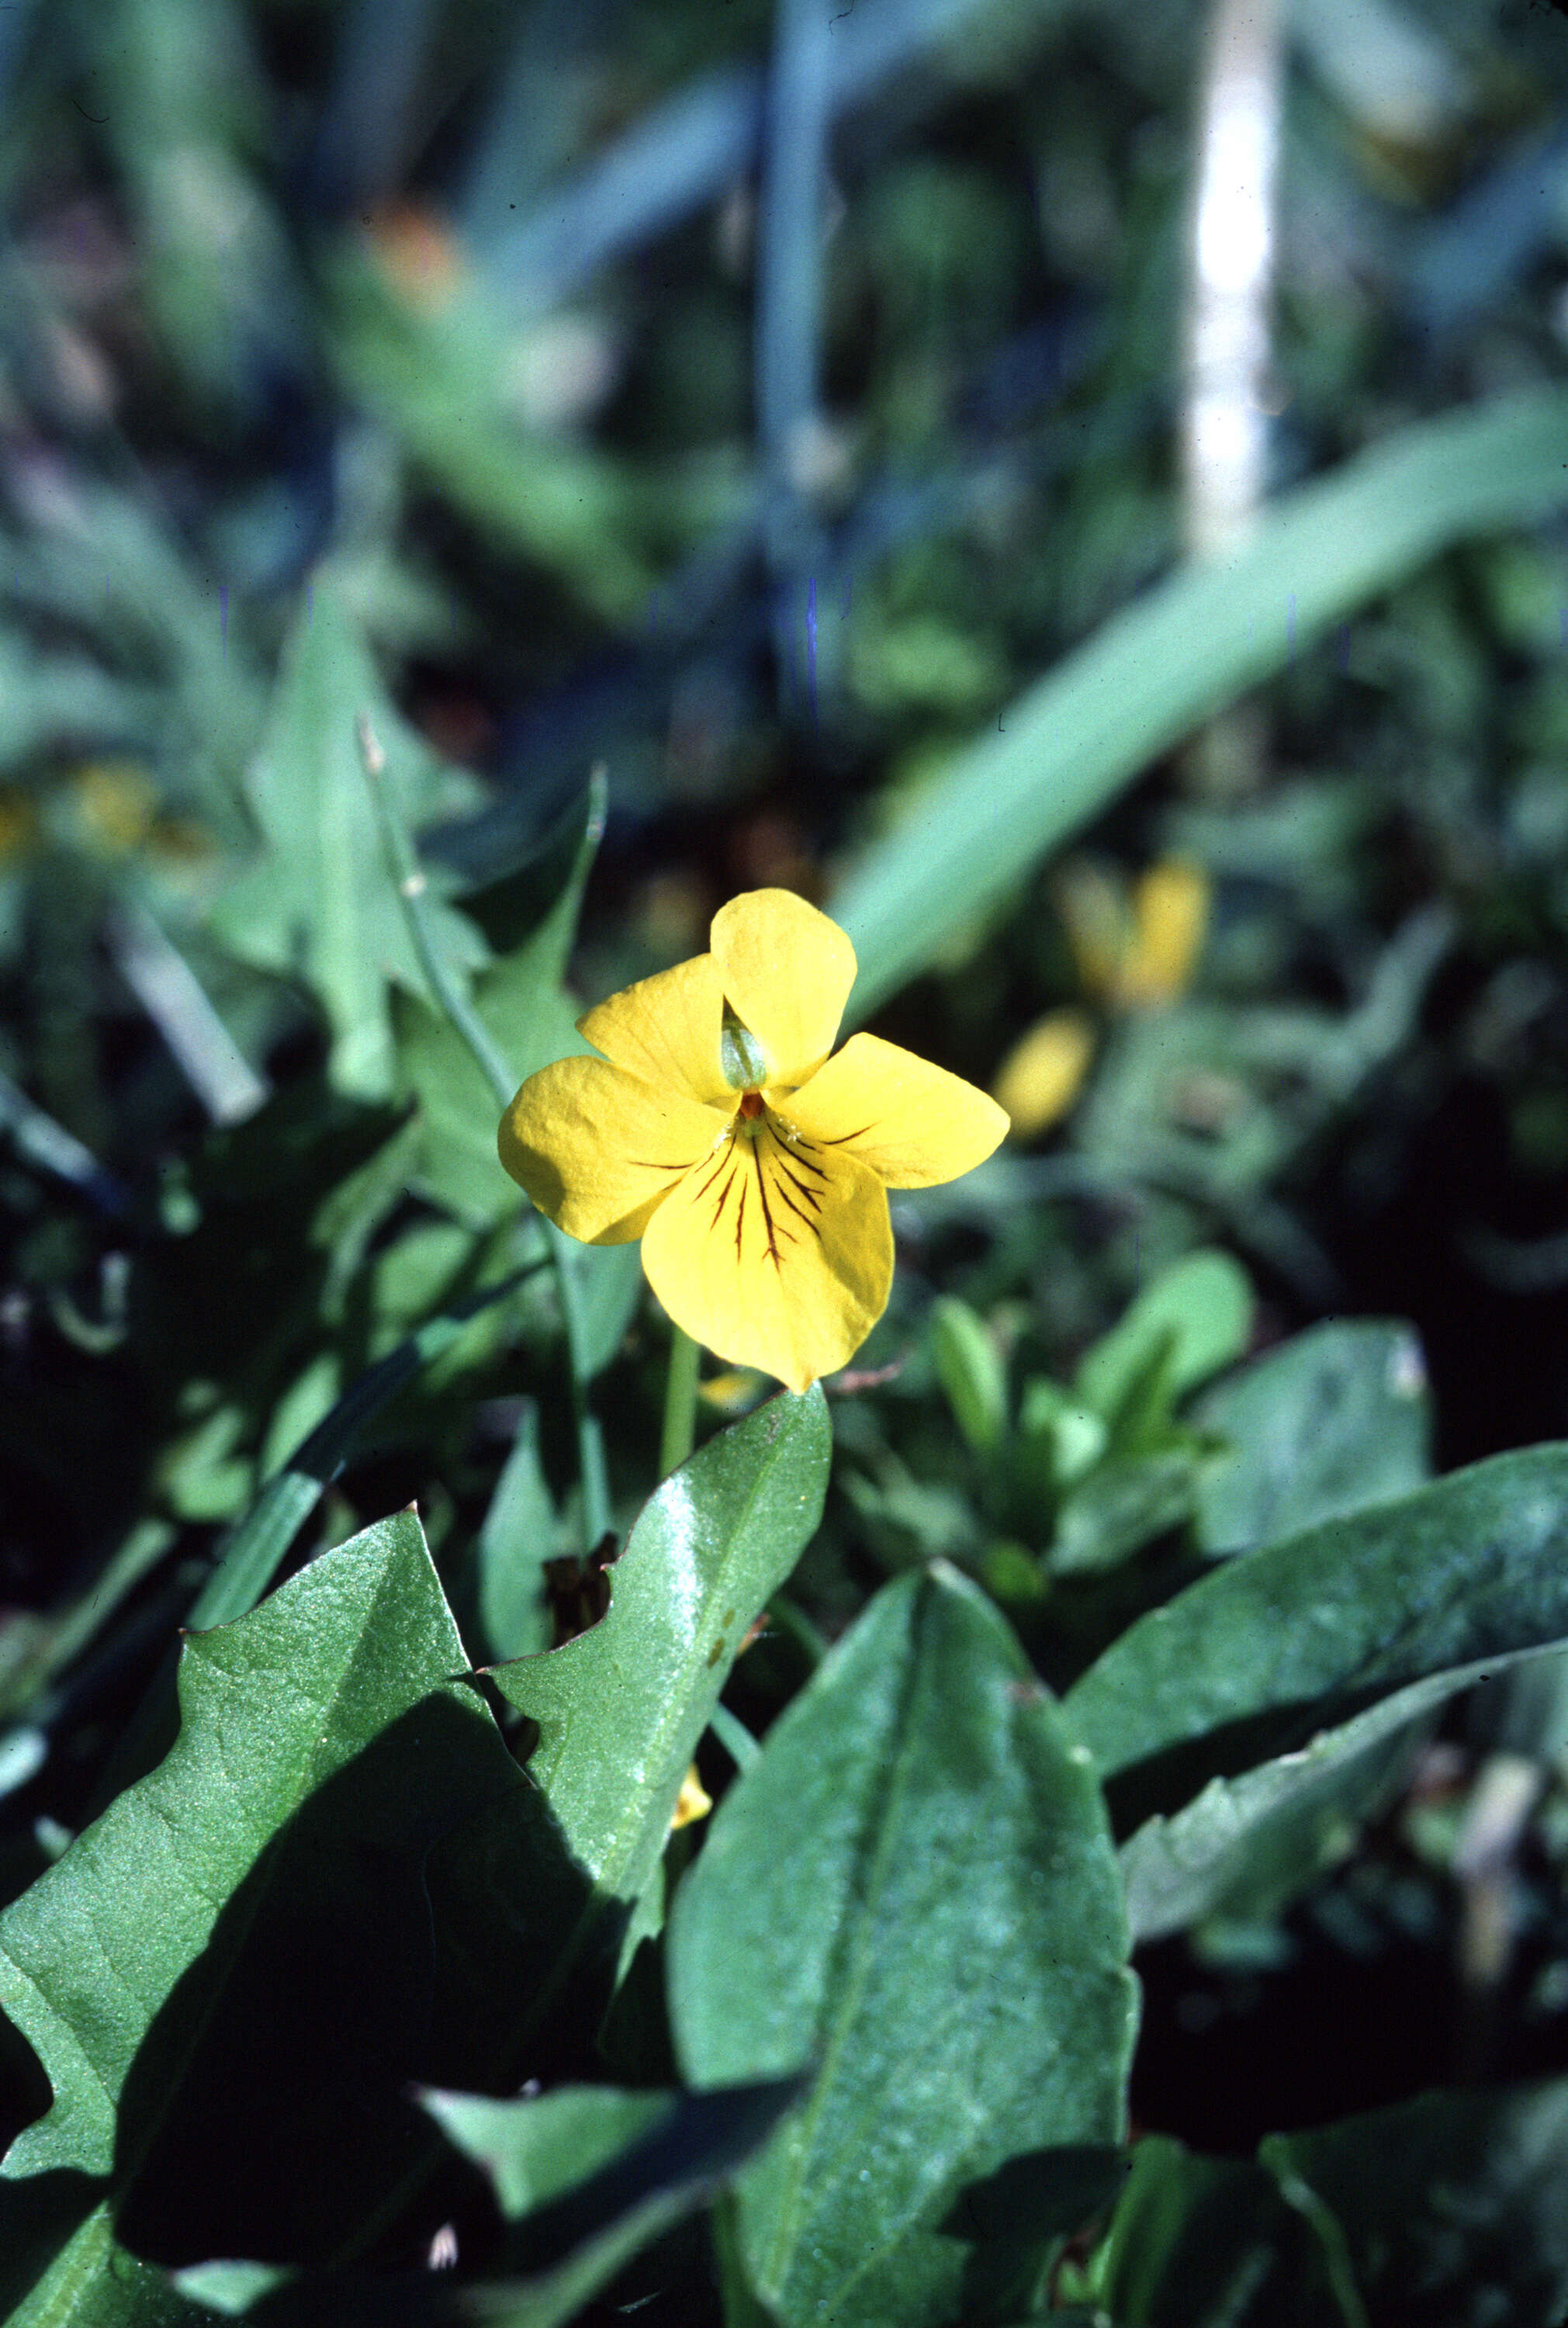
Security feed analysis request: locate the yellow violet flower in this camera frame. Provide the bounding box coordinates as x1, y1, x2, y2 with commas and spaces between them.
1058, 855, 1210, 1011
990, 1008, 1096, 1140
497, 888, 1008, 1392
1116, 858, 1210, 1008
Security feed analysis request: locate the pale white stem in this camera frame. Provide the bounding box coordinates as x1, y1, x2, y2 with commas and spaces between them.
109, 900, 269, 1125
1182, 0, 1286, 563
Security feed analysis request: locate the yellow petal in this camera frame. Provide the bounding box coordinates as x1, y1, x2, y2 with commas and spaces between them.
709, 889, 857, 1086
576, 951, 731, 1106
641, 1117, 892, 1391
670, 1763, 714, 1831
1116, 857, 1210, 1007
779, 1034, 1009, 1190
990, 1010, 1096, 1138
499, 1055, 732, 1243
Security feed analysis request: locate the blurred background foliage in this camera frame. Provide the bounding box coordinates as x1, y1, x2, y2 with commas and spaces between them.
5, 0, 1568, 2256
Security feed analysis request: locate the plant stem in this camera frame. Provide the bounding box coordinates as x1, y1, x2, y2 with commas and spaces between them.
709, 1699, 762, 1772
358, 711, 611, 1549
659, 1322, 701, 1478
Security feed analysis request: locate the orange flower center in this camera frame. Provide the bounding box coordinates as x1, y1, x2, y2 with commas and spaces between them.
737, 1090, 765, 1120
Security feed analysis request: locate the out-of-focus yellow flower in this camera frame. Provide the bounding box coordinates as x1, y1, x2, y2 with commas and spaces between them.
670, 1763, 714, 1831
1000, 857, 1211, 1142
72, 761, 158, 855
0, 789, 37, 865
498, 888, 1008, 1391
990, 1009, 1096, 1139
1059, 856, 1210, 1010
1116, 859, 1210, 1007
697, 1367, 768, 1412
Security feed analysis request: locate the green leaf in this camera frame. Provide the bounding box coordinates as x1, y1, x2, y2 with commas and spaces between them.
490, 1387, 832, 1914
1263, 2080, 1568, 2326
397, 780, 603, 1231
1050, 1451, 1199, 1578
421, 2087, 674, 2222
1075, 1251, 1254, 1425
172, 2079, 798, 2328
835, 388, 1568, 1015
556, 1239, 645, 1384
327, 261, 661, 622
929, 1296, 1009, 1453
1065, 1443, 1568, 1820
1016, 1377, 1107, 1495
211, 582, 486, 1097
1192, 1321, 1431, 1557
1120, 1669, 1452, 1942
4, 2198, 225, 2328
469, 1401, 562, 1662
667, 1564, 1137, 2328
424, 2077, 803, 2249
452, 2084, 803, 2328
171, 2260, 287, 2318
1090, 2133, 1331, 2328
0, 1511, 591, 2291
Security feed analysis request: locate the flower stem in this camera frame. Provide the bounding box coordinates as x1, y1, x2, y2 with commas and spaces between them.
358, 711, 611, 1550
709, 1699, 761, 1772
659, 1322, 701, 1478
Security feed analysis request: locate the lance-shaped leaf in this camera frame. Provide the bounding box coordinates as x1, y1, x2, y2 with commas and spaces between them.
490, 1387, 830, 1916
668, 1564, 1138, 2328
211, 584, 486, 1099
427, 2078, 803, 2303
1064, 1444, 1568, 1826
395, 777, 604, 1233
835, 387, 1568, 1017
0, 1511, 591, 2295
1120, 1668, 1455, 1943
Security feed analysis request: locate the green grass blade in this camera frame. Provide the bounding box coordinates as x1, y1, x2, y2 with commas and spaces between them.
834, 387, 1568, 1017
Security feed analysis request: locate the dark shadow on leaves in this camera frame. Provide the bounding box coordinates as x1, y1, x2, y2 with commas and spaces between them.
112, 1691, 622, 2270
0, 2170, 108, 2315
941, 2143, 1129, 2243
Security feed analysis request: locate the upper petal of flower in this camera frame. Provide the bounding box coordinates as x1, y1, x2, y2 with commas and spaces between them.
780, 1032, 1009, 1188
709, 889, 857, 1086
576, 952, 730, 1106
641, 1117, 892, 1392
499, 1054, 732, 1244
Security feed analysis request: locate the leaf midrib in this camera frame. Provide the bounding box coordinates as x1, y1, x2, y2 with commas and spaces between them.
758, 1578, 935, 2305
599, 1412, 797, 1901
